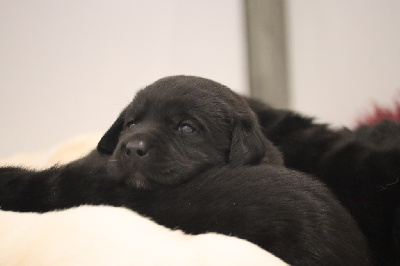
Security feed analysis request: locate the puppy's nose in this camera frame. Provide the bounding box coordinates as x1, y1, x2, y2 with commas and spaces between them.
124, 140, 149, 158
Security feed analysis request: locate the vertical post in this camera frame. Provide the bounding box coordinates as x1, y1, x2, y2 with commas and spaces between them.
245, 0, 289, 108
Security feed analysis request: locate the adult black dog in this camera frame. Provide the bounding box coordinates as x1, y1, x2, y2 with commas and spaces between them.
248, 99, 400, 265
0, 76, 370, 265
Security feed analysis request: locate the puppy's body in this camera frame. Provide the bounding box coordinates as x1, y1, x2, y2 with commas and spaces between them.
138, 165, 369, 266
0, 76, 370, 265
0, 163, 370, 265
248, 99, 400, 265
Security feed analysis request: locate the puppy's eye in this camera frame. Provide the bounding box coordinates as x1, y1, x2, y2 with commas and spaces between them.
126, 121, 136, 129
177, 123, 195, 133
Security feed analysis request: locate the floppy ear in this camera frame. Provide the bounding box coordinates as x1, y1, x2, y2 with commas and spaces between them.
229, 114, 283, 167
97, 112, 125, 155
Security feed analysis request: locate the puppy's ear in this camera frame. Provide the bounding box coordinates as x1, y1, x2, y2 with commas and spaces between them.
97, 112, 125, 155
229, 114, 283, 167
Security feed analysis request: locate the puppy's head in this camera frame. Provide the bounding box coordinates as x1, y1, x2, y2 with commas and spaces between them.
97, 76, 282, 188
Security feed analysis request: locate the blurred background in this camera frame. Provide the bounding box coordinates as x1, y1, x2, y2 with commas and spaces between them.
1, 0, 399, 157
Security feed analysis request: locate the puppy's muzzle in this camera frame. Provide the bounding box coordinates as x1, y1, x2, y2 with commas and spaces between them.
107, 134, 153, 181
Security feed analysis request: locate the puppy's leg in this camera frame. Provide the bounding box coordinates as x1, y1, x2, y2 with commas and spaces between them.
0, 164, 127, 212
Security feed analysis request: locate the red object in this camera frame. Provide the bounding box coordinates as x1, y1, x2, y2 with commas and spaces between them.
356, 98, 400, 126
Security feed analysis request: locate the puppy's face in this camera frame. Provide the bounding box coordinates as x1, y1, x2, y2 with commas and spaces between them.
97, 76, 281, 189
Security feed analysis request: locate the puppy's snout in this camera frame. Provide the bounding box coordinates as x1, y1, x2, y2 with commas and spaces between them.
124, 140, 149, 158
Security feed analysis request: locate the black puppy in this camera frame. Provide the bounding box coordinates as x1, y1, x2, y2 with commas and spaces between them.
354, 119, 400, 148
0, 76, 370, 265
248, 99, 400, 265
98, 75, 282, 188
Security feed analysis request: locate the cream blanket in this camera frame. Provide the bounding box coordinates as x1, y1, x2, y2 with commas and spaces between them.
0, 134, 286, 266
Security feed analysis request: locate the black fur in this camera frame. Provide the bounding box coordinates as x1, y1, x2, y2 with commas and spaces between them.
248, 98, 400, 265
0, 76, 370, 265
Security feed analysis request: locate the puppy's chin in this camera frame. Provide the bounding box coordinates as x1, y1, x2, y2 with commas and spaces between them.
126, 172, 152, 190
107, 160, 152, 189
107, 155, 200, 189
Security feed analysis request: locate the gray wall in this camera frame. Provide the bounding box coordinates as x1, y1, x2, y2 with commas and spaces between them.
287, 0, 400, 126
1, 0, 400, 158
0, 0, 248, 157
